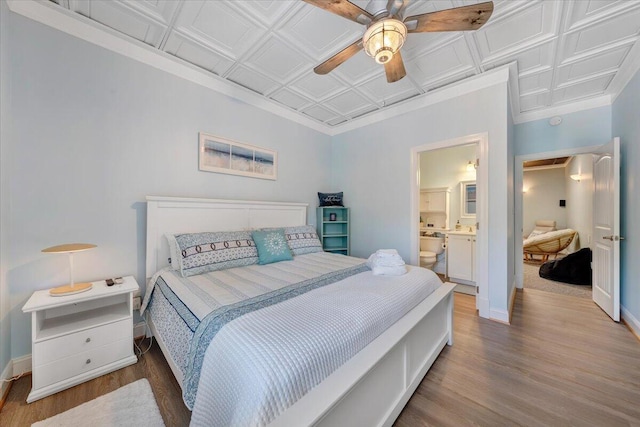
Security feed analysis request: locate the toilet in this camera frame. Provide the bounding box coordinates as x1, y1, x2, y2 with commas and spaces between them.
420, 234, 445, 270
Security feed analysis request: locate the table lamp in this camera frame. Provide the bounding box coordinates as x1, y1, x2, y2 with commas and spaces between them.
42, 243, 97, 296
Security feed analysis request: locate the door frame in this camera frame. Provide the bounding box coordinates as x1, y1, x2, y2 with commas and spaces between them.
410, 132, 489, 318
514, 144, 601, 289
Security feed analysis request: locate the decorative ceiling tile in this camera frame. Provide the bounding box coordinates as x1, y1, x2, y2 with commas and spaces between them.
174, 1, 267, 59
553, 73, 615, 103
564, 0, 633, 31
70, 0, 168, 47
474, 1, 559, 62
242, 37, 311, 84
483, 40, 555, 75
332, 50, 383, 85
269, 88, 312, 111
288, 72, 347, 101
561, 8, 640, 60
278, 5, 363, 61
122, 0, 180, 23
323, 90, 374, 116
519, 70, 552, 95
230, 0, 297, 27
557, 45, 630, 85
357, 74, 422, 106
519, 91, 551, 111
164, 31, 234, 76
302, 105, 339, 123
226, 66, 279, 95
407, 37, 476, 87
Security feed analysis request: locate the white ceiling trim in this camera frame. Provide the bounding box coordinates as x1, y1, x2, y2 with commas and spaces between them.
513, 93, 612, 124
609, 30, 640, 104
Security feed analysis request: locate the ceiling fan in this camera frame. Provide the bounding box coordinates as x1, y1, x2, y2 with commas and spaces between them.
304, 0, 494, 83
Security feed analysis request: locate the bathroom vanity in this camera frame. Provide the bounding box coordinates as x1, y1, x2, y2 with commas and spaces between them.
447, 230, 476, 294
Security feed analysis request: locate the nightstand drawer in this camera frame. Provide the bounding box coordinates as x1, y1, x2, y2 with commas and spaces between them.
34, 318, 130, 366
33, 337, 133, 390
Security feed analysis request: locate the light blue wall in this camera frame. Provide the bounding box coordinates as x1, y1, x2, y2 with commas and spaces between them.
331, 83, 512, 315
6, 14, 333, 359
613, 68, 640, 326
1, 0, 12, 376
514, 106, 612, 156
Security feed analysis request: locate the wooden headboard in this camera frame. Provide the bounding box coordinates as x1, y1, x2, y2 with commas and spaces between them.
145, 196, 308, 279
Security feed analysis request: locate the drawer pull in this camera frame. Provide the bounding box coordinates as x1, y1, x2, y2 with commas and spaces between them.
86, 359, 91, 365
85, 337, 91, 343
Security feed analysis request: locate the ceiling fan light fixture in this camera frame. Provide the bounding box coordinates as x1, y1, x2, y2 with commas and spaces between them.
363, 19, 407, 64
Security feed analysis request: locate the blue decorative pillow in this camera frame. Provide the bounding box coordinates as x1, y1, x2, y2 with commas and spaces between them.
318, 192, 343, 206
252, 229, 293, 265
173, 230, 258, 277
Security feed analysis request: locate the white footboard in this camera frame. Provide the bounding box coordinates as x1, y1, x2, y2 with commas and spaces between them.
269, 282, 455, 427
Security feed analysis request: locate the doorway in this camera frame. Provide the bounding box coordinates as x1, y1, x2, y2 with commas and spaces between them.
520, 154, 593, 299
410, 133, 489, 318
515, 139, 622, 323
515, 145, 601, 292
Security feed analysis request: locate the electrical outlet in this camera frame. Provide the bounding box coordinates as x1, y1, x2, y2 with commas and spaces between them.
133, 296, 141, 310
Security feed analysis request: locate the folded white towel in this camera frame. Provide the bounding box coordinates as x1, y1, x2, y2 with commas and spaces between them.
371, 265, 407, 276
375, 249, 400, 257
373, 257, 405, 267
367, 250, 407, 275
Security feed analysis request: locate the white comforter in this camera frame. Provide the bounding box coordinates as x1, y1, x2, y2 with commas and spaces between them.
189, 264, 441, 426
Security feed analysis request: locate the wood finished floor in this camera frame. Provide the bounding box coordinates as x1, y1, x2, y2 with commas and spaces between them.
2, 289, 639, 426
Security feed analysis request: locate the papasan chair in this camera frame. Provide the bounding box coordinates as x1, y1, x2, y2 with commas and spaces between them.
523, 227, 577, 263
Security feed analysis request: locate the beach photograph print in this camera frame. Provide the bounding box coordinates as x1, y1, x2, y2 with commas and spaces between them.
199, 133, 277, 180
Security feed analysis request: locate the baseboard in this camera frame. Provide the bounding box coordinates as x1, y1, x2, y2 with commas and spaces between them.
12, 354, 31, 377
508, 281, 517, 324
490, 307, 510, 324
621, 305, 640, 342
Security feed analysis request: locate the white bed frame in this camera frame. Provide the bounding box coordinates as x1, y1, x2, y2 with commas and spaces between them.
145, 196, 455, 427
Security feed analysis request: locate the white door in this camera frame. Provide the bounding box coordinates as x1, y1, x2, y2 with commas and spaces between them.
592, 137, 621, 321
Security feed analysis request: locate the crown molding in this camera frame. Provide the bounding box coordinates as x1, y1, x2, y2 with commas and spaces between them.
609, 34, 640, 104
513, 94, 612, 125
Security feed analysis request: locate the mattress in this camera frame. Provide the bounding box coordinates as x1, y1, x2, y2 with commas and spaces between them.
143, 252, 442, 426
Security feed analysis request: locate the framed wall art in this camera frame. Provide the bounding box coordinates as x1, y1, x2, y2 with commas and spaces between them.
199, 132, 277, 180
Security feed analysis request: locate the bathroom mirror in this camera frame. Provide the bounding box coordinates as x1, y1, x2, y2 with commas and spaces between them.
460, 181, 476, 218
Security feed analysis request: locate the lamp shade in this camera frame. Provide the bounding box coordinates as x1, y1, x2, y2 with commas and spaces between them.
42, 243, 97, 254
42, 243, 96, 296
363, 19, 407, 64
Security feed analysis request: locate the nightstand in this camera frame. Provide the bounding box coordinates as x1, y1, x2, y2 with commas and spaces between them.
22, 276, 139, 403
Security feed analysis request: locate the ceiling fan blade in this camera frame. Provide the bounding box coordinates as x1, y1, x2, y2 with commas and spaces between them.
314, 39, 363, 75
384, 51, 406, 83
303, 0, 373, 25
404, 1, 494, 33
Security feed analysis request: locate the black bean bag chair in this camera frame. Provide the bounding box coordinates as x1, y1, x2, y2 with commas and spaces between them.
539, 248, 592, 286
